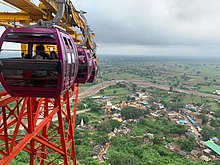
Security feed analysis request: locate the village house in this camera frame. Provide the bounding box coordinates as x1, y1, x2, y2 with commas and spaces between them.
214, 90, 220, 95
91, 144, 104, 159
136, 92, 149, 100
168, 112, 185, 123
199, 155, 211, 162
114, 126, 131, 135
191, 150, 203, 158
184, 104, 198, 111
204, 141, 220, 158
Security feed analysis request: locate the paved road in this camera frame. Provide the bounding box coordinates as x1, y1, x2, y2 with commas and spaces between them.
78, 80, 117, 99
76, 109, 90, 114
77, 79, 220, 100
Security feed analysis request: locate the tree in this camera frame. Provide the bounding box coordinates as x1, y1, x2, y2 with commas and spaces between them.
108, 151, 140, 165
90, 104, 102, 112
113, 90, 117, 95
167, 102, 184, 111
100, 89, 105, 94
170, 125, 186, 135
121, 106, 145, 119
200, 114, 209, 125
99, 119, 121, 132
214, 110, 220, 118
176, 138, 197, 152
76, 114, 89, 126
77, 102, 86, 110
201, 127, 217, 140
210, 118, 220, 127
196, 71, 201, 76
141, 88, 146, 93
204, 76, 208, 81
109, 119, 121, 129
169, 86, 173, 91
132, 85, 138, 91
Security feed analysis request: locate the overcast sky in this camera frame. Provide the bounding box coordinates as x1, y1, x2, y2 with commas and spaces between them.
1, 0, 220, 56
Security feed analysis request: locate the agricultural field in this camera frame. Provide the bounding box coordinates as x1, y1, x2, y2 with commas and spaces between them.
99, 55, 220, 95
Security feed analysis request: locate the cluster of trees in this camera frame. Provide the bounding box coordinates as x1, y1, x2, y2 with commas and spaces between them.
214, 109, 220, 118
176, 138, 198, 152
121, 106, 149, 120
199, 114, 209, 124
99, 119, 121, 132
202, 126, 220, 141
164, 102, 184, 111
105, 120, 207, 165
78, 97, 103, 113
76, 114, 89, 126
210, 118, 220, 127
136, 118, 186, 136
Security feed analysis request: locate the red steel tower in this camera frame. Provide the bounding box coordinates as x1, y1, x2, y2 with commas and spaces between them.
0, 85, 79, 165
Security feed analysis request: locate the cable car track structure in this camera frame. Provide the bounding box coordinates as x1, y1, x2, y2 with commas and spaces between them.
0, 0, 97, 164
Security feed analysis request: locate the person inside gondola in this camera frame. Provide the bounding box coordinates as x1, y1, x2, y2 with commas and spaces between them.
21, 52, 25, 58
50, 51, 58, 60
34, 45, 50, 60
24, 53, 32, 59
22, 54, 33, 78
32, 45, 49, 78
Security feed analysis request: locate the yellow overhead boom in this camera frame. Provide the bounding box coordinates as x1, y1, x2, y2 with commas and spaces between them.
0, 0, 97, 54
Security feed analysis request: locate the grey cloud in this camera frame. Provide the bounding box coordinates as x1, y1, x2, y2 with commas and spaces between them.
76, 0, 220, 47
0, 0, 220, 55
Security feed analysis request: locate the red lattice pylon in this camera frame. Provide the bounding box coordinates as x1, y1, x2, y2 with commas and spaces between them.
0, 84, 79, 165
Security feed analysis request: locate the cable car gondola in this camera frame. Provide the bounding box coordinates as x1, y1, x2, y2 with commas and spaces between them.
74, 47, 93, 83
0, 27, 79, 98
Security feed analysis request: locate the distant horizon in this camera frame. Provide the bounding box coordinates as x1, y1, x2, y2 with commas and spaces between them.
99, 54, 220, 58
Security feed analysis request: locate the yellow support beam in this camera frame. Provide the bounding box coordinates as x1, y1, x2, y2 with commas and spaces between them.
40, 0, 58, 13
3, 0, 47, 18
0, 22, 14, 27
0, 12, 31, 22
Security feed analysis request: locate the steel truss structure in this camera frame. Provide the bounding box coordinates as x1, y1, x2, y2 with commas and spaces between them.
0, 85, 79, 165
0, 0, 97, 164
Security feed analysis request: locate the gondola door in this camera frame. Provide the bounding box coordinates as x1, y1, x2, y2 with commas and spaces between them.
62, 35, 71, 88
61, 33, 76, 89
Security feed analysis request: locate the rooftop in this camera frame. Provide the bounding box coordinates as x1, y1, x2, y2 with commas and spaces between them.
177, 120, 188, 124
140, 101, 148, 105
204, 141, 220, 156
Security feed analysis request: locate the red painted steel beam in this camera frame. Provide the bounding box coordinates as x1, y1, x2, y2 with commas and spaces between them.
0, 103, 60, 165
0, 84, 79, 164
2, 107, 9, 155
0, 91, 7, 97
65, 90, 77, 165
9, 98, 28, 152
0, 135, 33, 154
34, 136, 65, 155
0, 95, 19, 107
0, 111, 28, 133
56, 98, 68, 164
0, 149, 7, 157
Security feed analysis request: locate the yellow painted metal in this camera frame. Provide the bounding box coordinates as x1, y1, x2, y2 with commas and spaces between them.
87, 39, 95, 50
21, 44, 28, 55
40, 0, 58, 13
3, 0, 46, 17
0, 12, 31, 21
0, 22, 14, 27
0, 0, 97, 53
